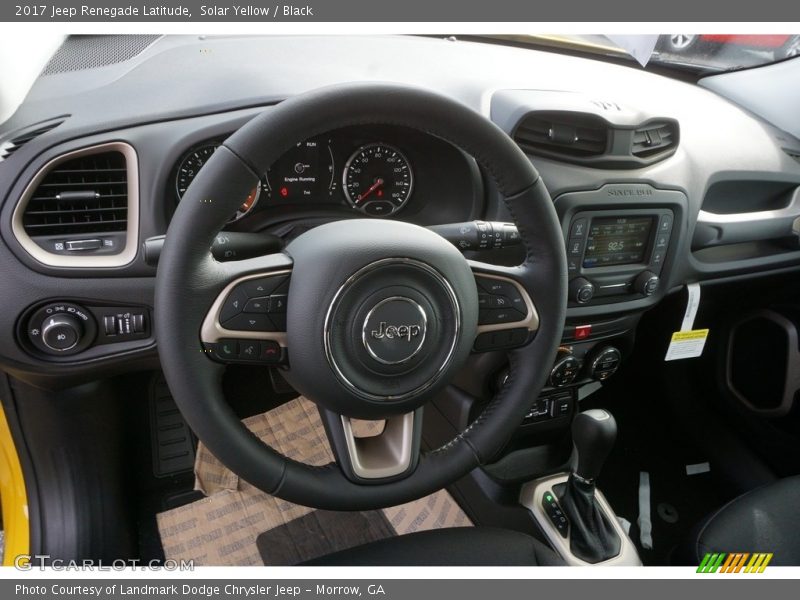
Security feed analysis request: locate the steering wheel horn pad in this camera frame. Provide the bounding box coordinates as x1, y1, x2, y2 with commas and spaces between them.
155, 83, 567, 510
285, 219, 476, 418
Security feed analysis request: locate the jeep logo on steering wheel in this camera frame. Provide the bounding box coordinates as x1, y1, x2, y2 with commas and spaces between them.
370, 321, 422, 342
362, 296, 428, 365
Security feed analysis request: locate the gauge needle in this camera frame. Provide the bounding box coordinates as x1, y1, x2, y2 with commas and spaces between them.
357, 178, 384, 203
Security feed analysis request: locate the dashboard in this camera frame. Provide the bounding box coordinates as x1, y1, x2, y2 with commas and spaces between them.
2, 34, 800, 391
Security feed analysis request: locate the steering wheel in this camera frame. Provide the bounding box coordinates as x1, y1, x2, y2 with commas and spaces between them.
155, 83, 567, 511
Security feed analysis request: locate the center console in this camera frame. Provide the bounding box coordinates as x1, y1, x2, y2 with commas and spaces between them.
511, 183, 687, 442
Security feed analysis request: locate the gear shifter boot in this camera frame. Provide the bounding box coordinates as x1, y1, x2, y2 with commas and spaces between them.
555, 475, 621, 563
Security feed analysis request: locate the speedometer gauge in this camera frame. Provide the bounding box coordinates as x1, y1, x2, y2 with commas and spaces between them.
343, 143, 413, 216
175, 143, 260, 222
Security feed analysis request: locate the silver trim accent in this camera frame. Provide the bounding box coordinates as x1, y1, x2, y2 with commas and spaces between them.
589, 347, 622, 380
341, 411, 415, 479
324, 257, 460, 402
200, 269, 292, 346
520, 473, 642, 566
11, 142, 140, 268
361, 296, 427, 365
474, 272, 540, 334
41, 315, 79, 352
342, 142, 414, 216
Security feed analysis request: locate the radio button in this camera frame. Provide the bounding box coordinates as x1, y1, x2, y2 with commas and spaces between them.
567, 238, 585, 256
570, 218, 588, 238
567, 258, 580, 273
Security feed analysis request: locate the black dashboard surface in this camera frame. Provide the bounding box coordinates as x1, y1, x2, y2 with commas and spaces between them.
2, 34, 800, 381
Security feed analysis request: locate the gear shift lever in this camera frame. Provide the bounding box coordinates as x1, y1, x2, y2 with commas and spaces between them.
557, 409, 621, 563
572, 409, 617, 482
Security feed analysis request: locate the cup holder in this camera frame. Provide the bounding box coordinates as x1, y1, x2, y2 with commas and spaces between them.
725, 309, 800, 418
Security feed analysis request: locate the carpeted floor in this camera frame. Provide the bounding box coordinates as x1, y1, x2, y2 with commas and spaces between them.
157, 397, 471, 565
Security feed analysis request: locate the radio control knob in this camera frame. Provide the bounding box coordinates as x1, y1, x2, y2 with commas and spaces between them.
569, 278, 595, 304
635, 271, 660, 296
41, 314, 83, 352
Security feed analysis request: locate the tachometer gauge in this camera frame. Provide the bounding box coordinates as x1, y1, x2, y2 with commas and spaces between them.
175, 143, 260, 222
343, 143, 413, 216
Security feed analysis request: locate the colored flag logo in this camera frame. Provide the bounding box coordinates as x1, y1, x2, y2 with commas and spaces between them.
697, 552, 773, 573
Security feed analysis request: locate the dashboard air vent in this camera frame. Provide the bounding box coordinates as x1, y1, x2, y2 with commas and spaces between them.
784, 148, 800, 164
22, 151, 128, 237
0, 118, 66, 162
631, 122, 677, 158
513, 112, 609, 159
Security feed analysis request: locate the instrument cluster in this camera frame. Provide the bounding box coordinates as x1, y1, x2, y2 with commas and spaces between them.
171, 124, 478, 225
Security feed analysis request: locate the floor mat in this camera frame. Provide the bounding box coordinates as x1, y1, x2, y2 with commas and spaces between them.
581, 376, 727, 565
156, 397, 471, 565
256, 510, 396, 565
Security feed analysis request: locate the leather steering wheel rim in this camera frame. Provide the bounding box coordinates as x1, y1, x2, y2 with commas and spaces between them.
155, 83, 567, 510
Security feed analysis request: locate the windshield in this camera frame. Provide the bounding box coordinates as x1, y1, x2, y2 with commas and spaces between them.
479, 34, 800, 73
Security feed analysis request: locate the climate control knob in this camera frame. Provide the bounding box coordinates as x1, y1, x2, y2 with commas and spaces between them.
569, 278, 595, 304
589, 346, 622, 381
634, 271, 660, 296
550, 353, 583, 387
41, 314, 83, 352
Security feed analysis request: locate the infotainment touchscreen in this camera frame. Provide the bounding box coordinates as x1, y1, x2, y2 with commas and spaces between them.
582, 216, 654, 268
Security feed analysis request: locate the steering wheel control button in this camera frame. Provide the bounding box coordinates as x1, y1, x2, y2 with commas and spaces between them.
238, 340, 260, 360
362, 297, 427, 365
478, 307, 525, 325
243, 297, 268, 313
220, 288, 248, 322
590, 346, 622, 381
260, 341, 282, 363
217, 339, 238, 359
475, 276, 528, 325
550, 354, 583, 387
473, 327, 529, 352
222, 313, 274, 332
241, 275, 288, 298
267, 294, 287, 313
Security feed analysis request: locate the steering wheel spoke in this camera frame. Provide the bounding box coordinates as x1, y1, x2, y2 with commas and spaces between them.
318, 407, 423, 483
468, 259, 539, 353
200, 252, 293, 365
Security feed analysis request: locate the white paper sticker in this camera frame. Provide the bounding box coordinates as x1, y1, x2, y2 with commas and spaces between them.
665, 329, 709, 361
666, 283, 707, 361
686, 462, 711, 476
605, 35, 660, 67
638, 471, 653, 550
681, 282, 701, 332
